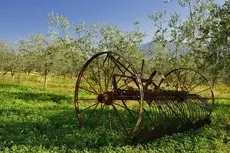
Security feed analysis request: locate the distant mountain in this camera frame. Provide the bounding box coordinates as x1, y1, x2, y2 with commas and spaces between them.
139, 41, 155, 59
139, 41, 188, 58
139, 41, 154, 52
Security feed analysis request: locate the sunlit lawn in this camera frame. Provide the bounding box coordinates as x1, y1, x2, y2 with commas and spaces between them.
0, 74, 229, 152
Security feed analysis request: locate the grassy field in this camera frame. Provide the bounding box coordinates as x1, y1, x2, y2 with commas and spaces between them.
0, 74, 229, 152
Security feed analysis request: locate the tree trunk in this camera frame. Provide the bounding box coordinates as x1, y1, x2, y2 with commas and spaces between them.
43, 62, 49, 88
63, 75, 66, 84
43, 67, 48, 88
43, 74, 48, 88
10, 68, 15, 80
12, 73, 15, 80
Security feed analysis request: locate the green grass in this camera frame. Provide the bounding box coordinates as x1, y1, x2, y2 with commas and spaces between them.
0, 74, 229, 152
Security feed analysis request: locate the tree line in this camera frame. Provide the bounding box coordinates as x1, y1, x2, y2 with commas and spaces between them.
0, 0, 229, 87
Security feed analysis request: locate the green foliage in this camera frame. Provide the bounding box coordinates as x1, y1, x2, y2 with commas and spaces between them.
1, 0, 230, 86
13, 13, 144, 85
149, 0, 230, 85
0, 42, 20, 78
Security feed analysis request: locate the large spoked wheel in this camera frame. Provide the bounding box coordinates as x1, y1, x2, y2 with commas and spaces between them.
74, 52, 144, 136
158, 68, 214, 121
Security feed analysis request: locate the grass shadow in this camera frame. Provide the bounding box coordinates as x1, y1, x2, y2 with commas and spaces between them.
0, 83, 32, 91
0, 107, 129, 150
0, 101, 229, 150
212, 100, 230, 109
0, 91, 72, 103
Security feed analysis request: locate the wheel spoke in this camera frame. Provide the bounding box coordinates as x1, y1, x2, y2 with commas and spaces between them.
180, 71, 190, 90
100, 62, 109, 91
162, 78, 175, 89
83, 103, 99, 125
109, 108, 121, 133
109, 109, 112, 131
112, 56, 134, 76
78, 98, 97, 101
112, 66, 132, 90
194, 87, 210, 95
82, 75, 98, 94
117, 79, 133, 90
79, 86, 98, 95
175, 71, 183, 90
96, 58, 103, 93
107, 65, 117, 90
188, 78, 205, 92
109, 55, 133, 76
80, 103, 98, 113
103, 53, 109, 66
114, 100, 138, 120
109, 55, 125, 75
106, 57, 118, 90
91, 103, 105, 127
188, 71, 198, 88
75, 52, 141, 135
89, 64, 103, 93
112, 104, 128, 135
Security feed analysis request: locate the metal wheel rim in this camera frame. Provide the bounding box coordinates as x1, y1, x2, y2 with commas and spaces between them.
74, 51, 144, 136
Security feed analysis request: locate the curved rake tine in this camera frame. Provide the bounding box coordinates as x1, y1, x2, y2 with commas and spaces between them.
162, 100, 181, 119
157, 103, 170, 121
143, 107, 156, 125
150, 102, 161, 124
170, 99, 193, 123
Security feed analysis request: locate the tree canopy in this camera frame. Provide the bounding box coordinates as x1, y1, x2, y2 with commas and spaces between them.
0, 0, 229, 86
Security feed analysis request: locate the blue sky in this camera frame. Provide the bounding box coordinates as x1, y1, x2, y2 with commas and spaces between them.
0, 0, 225, 45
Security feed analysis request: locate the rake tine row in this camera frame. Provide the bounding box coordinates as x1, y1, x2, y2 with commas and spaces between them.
74, 52, 214, 143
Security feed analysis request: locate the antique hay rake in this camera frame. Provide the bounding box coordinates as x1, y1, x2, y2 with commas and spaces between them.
74, 52, 214, 142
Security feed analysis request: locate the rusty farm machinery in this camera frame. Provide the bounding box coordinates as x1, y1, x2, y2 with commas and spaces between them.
74, 52, 214, 142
